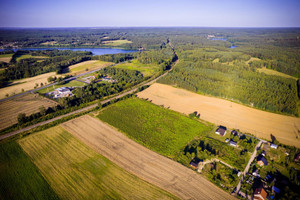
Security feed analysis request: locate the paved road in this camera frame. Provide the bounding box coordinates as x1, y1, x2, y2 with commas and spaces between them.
235, 140, 263, 194
0, 49, 178, 141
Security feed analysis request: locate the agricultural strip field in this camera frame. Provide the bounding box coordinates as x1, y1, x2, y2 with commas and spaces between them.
98, 98, 212, 157
0, 93, 57, 130
68, 60, 113, 75
0, 141, 59, 200
137, 83, 300, 148
18, 126, 178, 200
61, 115, 235, 200
0, 53, 13, 63
114, 60, 160, 77
15, 55, 48, 62
0, 72, 62, 99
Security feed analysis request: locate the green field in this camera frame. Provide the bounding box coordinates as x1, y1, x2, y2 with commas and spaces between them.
18, 126, 178, 200
0, 53, 13, 58
68, 60, 113, 74
257, 67, 298, 80
37, 80, 86, 94
16, 55, 48, 62
102, 39, 132, 46
0, 141, 59, 200
98, 98, 212, 157
114, 60, 160, 77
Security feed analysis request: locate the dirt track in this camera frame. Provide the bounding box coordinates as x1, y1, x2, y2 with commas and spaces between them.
61, 115, 235, 200
137, 83, 300, 148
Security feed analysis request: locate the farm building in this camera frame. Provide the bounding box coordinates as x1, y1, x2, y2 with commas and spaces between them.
225, 138, 229, 143
257, 155, 268, 167
189, 158, 201, 169
230, 141, 237, 147
253, 185, 267, 200
270, 144, 278, 149
215, 126, 227, 136
53, 87, 73, 98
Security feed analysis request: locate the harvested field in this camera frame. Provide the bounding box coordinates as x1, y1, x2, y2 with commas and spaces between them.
61, 115, 235, 200
19, 126, 178, 200
137, 83, 300, 148
0, 72, 62, 99
102, 39, 132, 46
68, 60, 113, 75
0, 56, 12, 63
0, 93, 57, 130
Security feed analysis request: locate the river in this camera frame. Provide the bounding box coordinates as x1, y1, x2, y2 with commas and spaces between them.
0, 48, 138, 55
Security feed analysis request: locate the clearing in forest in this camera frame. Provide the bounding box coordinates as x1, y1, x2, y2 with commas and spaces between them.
102, 39, 132, 46
67, 60, 113, 75
257, 67, 298, 80
61, 115, 235, 200
0, 93, 57, 131
0, 72, 62, 99
18, 126, 178, 200
0, 53, 13, 63
113, 60, 160, 77
137, 83, 300, 148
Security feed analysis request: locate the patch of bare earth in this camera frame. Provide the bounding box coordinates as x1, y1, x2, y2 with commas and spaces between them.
137, 83, 300, 148
61, 115, 235, 200
0, 57, 11, 63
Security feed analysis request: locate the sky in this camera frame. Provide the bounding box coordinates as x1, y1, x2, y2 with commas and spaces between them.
0, 0, 299, 27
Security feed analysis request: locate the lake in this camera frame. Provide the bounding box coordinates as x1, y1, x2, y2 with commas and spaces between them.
0, 48, 138, 55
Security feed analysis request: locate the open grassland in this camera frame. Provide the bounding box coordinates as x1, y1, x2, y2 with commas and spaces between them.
114, 60, 160, 77
0, 141, 59, 200
68, 60, 113, 75
40, 41, 58, 45
0, 72, 62, 99
102, 39, 132, 46
137, 83, 300, 148
18, 126, 178, 200
98, 98, 212, 157
0, 94, 57, 130
61, 115, 235, 200
37, 80, 86, 94
0, 53, 13, 63
257, 67, 298, 80
16, 55, 48, 62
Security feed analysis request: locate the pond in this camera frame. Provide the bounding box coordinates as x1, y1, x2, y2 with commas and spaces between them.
209, 38, 237, 48
0, 48, 138, 55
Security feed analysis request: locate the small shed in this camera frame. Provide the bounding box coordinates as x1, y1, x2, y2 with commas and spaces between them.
230, 141, 237, 147
270, 144, 278, 149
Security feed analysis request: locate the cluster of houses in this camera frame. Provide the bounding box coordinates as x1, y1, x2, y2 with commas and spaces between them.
215, 125, 239, 147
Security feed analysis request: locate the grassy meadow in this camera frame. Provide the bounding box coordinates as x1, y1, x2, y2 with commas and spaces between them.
15, 55, 48, 62
114, 60, 160, 77
102, 39, 132, 46
37, 80, 86, 94
0, 141, 59, 200
98, 98, 212, 157
18, 126, 178, 200
257, 67, 298, 80
68, 60, 113, 75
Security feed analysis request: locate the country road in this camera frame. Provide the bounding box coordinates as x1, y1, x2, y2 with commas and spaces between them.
0, 48, 178, 141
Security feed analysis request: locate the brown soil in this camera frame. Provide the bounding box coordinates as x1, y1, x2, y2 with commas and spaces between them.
137, 83, 300, 148
0, 94, 57, 130
0, 57, 11, 63
61, 115, 235, 200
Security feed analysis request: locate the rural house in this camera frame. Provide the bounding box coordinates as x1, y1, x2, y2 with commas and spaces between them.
215, 126, 227, 136
190, 158, 201, 169
270, 144, 278, 149
253, 185, 268, 200
257, 155, 268, 167
230, 141, 237, 147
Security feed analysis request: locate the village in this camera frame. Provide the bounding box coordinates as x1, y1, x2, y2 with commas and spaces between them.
189, 125, 300, 200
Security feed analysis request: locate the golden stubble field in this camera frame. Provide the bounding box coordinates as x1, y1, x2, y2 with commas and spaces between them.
61, 115, 235, 200
137, 83, 300, 148
0, 93, 57, 130
68, 60, 113, 75
0, 72, 62, 99
18, 126, 178, 200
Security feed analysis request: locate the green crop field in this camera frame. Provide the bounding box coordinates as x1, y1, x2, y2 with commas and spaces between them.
98, 98, 212, 157
16, 55, 48, 62
102, 39, 132, 46
18, 126, 178, 200
114, 60, 160, 77
0, 141, 59, 200
37, 80, 86, 94
0, 53, 13, 58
